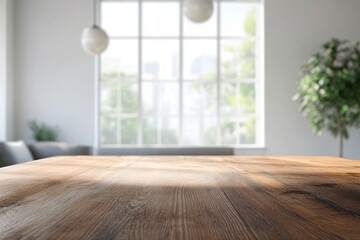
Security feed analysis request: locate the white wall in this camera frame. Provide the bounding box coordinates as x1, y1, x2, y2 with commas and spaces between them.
0, 0, 6, 141
12, 0, 360, 159
13, 0, 94, 145
261, 0, 360, 159
0, 0, 13, 141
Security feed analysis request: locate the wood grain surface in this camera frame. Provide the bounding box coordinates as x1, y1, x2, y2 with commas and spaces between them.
0, 156, 359, 240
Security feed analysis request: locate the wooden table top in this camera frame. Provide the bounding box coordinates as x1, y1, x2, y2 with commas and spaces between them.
0, 156, 359, 240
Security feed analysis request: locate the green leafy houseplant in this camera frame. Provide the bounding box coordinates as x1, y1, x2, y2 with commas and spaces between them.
293, 39, 360, 157
29, 121, 57, 142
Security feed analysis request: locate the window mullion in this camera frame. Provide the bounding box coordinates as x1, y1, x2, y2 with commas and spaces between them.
138, 0, 143, 146
179, 0, 183, 146
216, 0, 221, 146
236, 82, 240, 145
95, 0, 101, 152
117, 83, 121, 144
257, 3, 264, 146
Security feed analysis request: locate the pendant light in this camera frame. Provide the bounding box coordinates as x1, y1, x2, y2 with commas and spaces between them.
81, 0, 109, 55
183, 0, 214, 23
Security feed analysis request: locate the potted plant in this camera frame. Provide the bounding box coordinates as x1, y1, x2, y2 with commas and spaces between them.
29, 120, 57, 142
27, 121, 91, 159
294, 39, 360, 157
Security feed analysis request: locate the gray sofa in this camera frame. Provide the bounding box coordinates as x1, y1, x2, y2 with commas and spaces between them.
0, 142, 234, 168
0, 141, 91, 167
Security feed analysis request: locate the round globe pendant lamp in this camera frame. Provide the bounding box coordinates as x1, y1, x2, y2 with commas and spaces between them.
81, 0, 109, 55
183, 0, 213, 23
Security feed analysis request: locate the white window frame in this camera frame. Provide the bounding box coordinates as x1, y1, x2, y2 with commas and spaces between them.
95, 0, 265, 150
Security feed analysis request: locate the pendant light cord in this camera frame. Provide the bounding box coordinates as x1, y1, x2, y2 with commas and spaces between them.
93, 0, 97, 26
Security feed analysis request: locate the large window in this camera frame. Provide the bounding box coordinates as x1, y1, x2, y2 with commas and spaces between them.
99, 0, 263, 147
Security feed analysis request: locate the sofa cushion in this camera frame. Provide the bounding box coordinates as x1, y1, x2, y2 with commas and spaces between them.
0, 141, 34, 167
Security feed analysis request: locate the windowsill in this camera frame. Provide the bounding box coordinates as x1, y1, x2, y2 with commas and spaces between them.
233, 145, 266, 150
99, 145, 266, 149
96, 145, 267, 156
